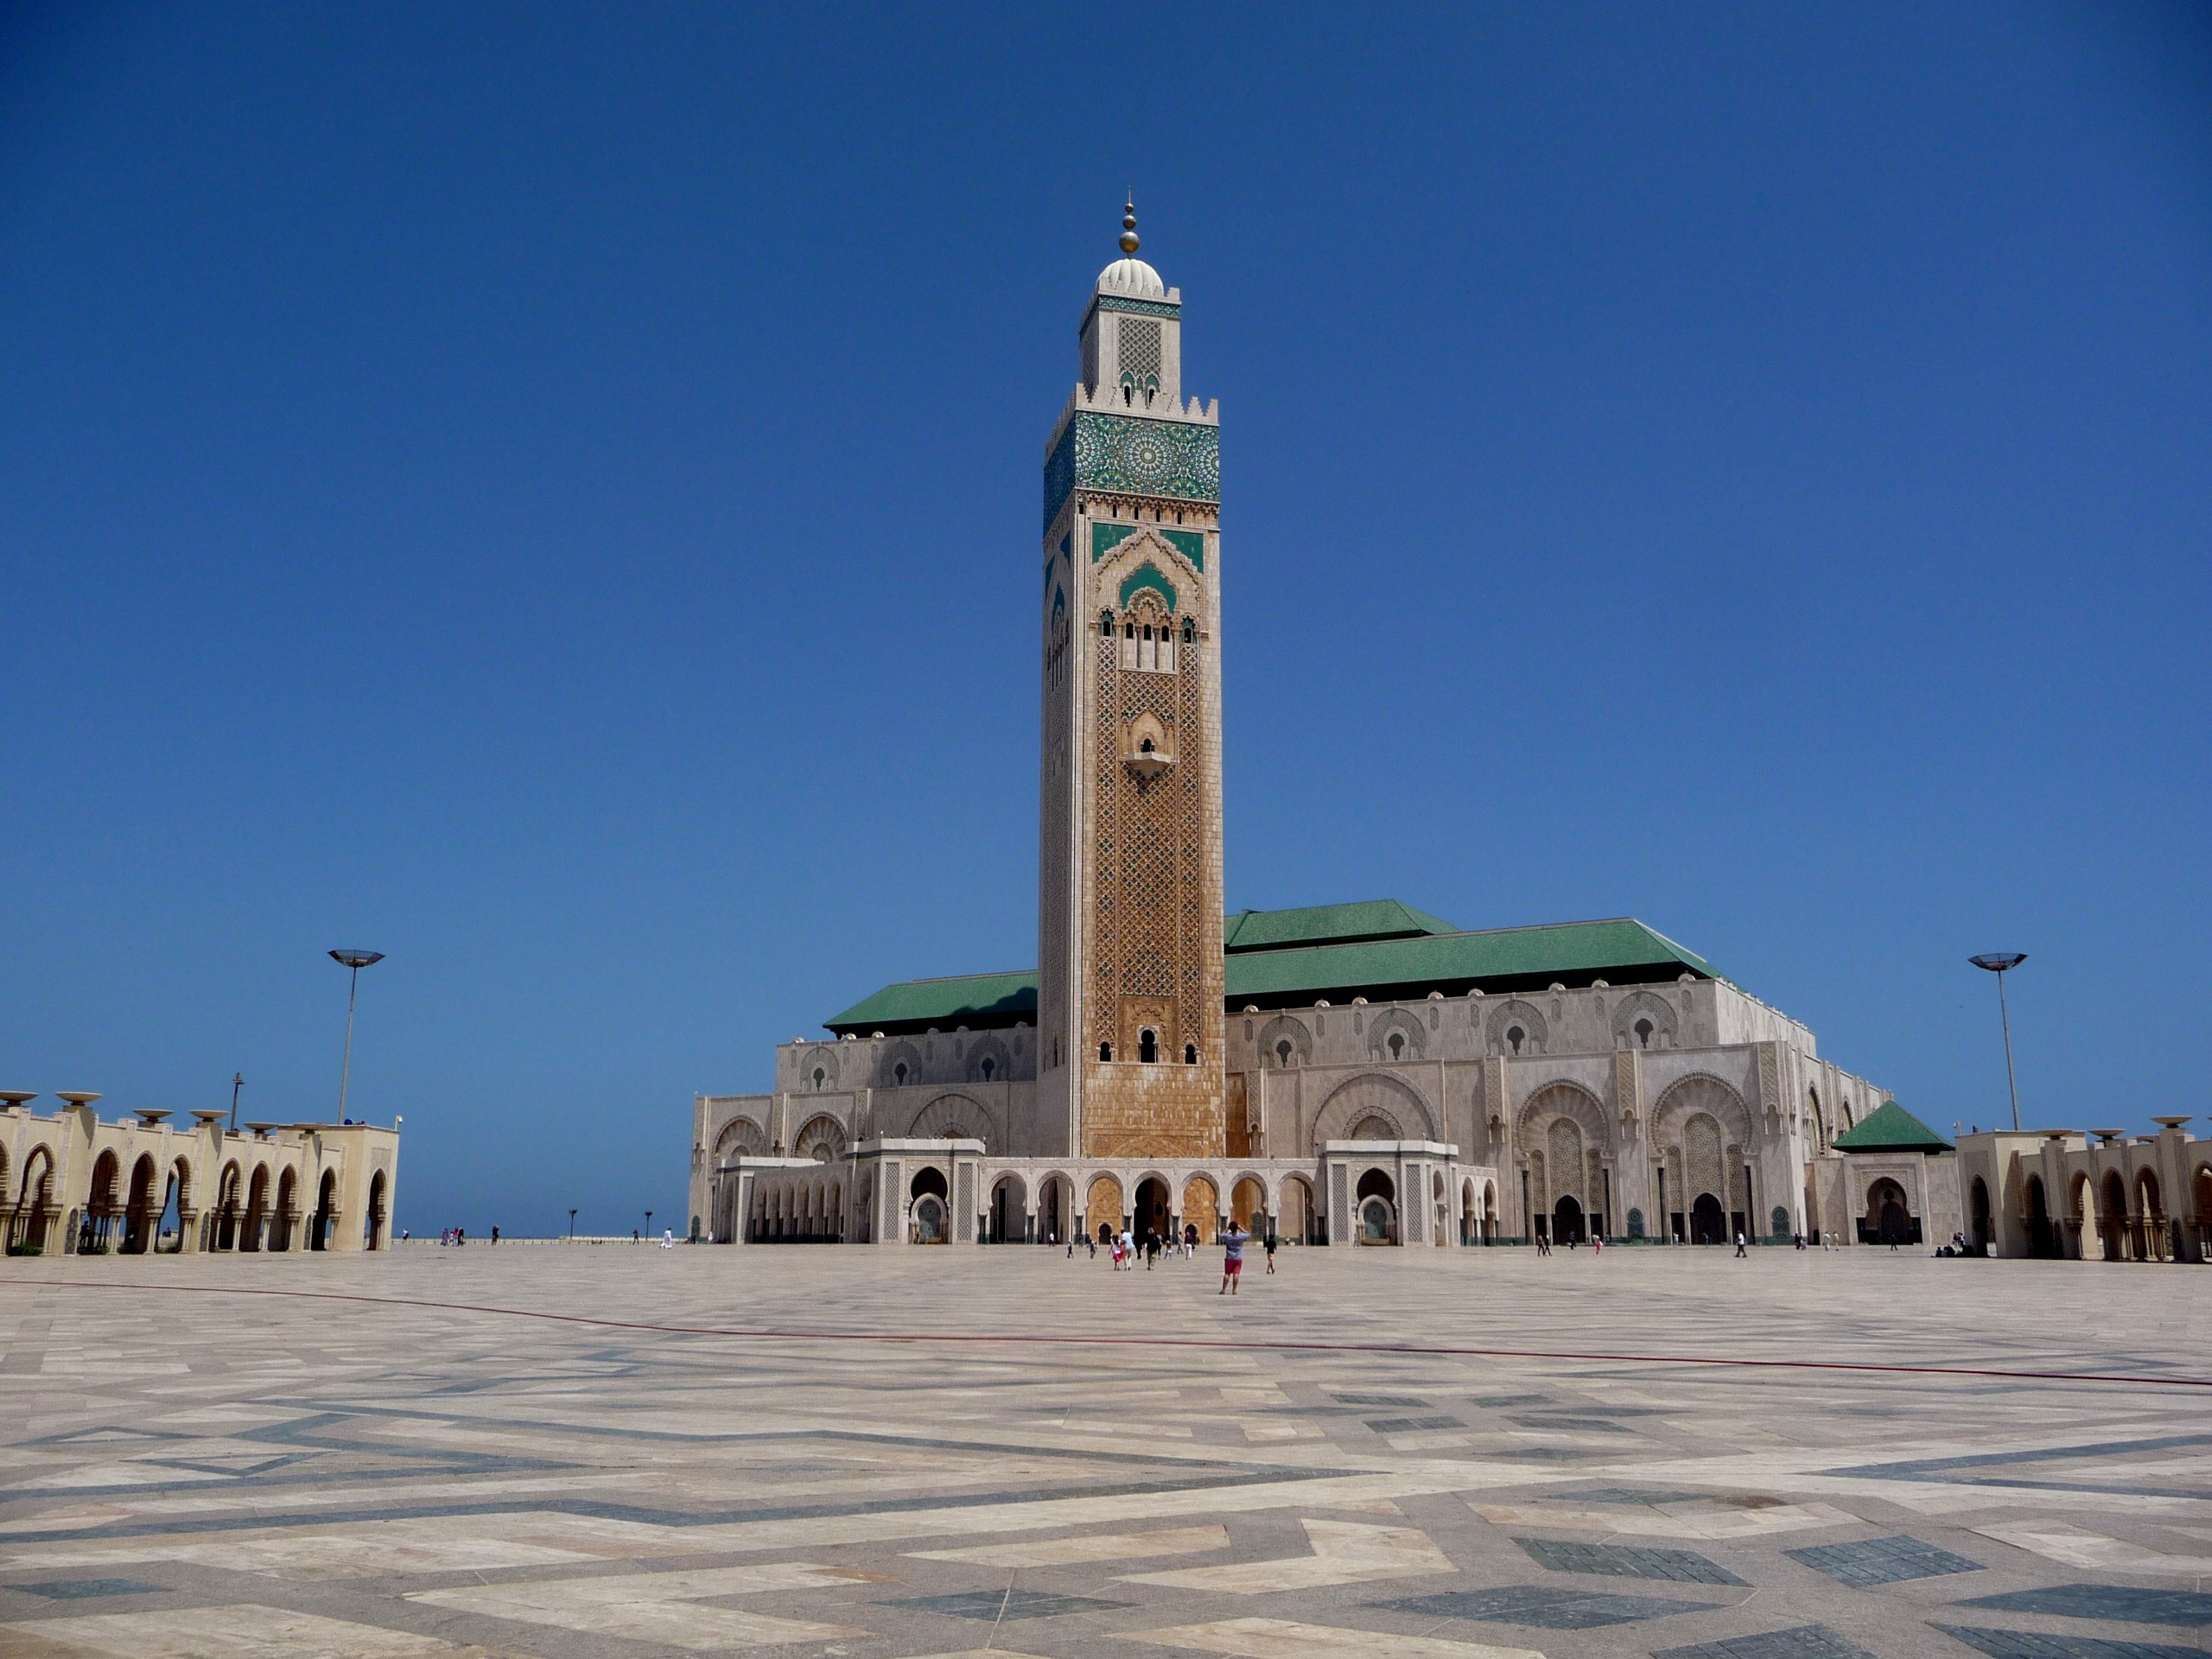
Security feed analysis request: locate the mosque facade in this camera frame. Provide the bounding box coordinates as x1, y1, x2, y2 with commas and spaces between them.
687, 210, 1947, 1254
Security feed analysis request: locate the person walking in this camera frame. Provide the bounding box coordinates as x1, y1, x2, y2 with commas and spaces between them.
1218, 1222, 1249, 1295
491, 1224, 499, 1244
1263, 1231, 1278, 1274
1184, 1222, 1198, 1260
1734, 1230, 1748, 1258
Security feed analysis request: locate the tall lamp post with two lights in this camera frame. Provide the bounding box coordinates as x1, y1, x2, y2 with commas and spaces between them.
1968, 952, 2027, 1132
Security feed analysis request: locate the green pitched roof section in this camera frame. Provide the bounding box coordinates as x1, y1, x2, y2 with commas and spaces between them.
1160, 527, 1205, 569
825, 970, 1036, 1037
1225, 918, 1722, 1005
1118, 560, 1177, 612
1093, 522, 1206, 571
1832, 1100, 1954, 1154
1224, 899, 1459, 954
823, 909, 1725, 1034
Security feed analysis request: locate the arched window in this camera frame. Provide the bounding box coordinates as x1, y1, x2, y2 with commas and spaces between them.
1275, 1039, 1294, 1068
1184, 1043, 1198, 1064
811, 1067, 825, 1089
1506, 1025, 1525, 1055
893, 1061, 908, 1085
1101, 611, 1116, 639
1139, 1028, 1159, 1065
1098, 1040, 1113, 1062
1633, 1018, 1653, 1048
1181, 620, 1195, 645
980, 1056, 995, 1081
1387, 1032, 1405, 1060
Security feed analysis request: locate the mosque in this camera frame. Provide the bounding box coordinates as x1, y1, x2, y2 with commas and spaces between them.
687, 206, 1957, 1254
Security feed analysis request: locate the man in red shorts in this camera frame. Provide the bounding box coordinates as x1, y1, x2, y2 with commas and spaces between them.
1218, 1222, 1249, 1295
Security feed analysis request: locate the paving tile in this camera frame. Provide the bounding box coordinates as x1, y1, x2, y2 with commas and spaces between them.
1931, 1624, 2212, 1659
1128, 1615, 1545, 1657
1956, 1586, 2212, 1628
1363, 1414, 1463, 1432
1376, 1584, 1724, 1629
1788, 1534, 1984, 1586
3, 1248, 2209, 1659
1653, 1625, 1877, 1659
888, 1587, 1128, 1620
8, 1578, 166, 1599
1515, 1535, 1748, 1585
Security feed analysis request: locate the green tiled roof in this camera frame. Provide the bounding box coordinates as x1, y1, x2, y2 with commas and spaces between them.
1224, 899, 1459, 954
824, 970, 1036, 1037
823, 909, 1722, 1035
1224, 918, 1718, 1005
1832, 1100, 1953, 1154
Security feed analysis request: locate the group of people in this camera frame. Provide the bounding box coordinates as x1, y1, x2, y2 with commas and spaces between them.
1075, 1221, 1275, 1294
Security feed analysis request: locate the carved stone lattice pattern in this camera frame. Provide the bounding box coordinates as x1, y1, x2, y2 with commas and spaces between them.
1548, 1117, 1584, 1205
1090, 628, 1207, 1046
1686, 1113, 1726, 1205
1118, 316, 1161, 384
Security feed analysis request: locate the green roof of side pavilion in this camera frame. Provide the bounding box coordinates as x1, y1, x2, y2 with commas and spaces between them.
1830, 1099, 1954, 1154
823, 903, 1723, 1038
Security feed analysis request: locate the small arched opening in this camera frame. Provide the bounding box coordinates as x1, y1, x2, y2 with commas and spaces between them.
1355, 1168, 1396, 1245
1969, 1177, 1992, 1255
909, 1165, 950, 1244
1134, 1175, 1172, 1245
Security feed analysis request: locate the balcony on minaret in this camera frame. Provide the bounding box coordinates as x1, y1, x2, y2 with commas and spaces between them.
1124, 713, 1174, 782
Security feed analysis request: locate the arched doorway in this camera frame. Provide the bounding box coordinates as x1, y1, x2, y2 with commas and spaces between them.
2069, 1173, 2093, 1258
16, 1148, 54, 1253
2196, 1165, 2212, 1261
1134, 1177, 1172, 1247
1864, 1178, 1913, 1247
271, 1167, 297, 1251
85, 1151, 121, 1253
988, 1175, 1025, 1243
2101, 1170, 2127, 1261
1280, 1176, 1315, 1246
1459, 1179, 1477, 1244
1230, 1176, 1267, 1236
1087, 1173, 1122, 1243
1552, 1195, 1586, 1247
1969, 1178, 1992, 1255
1355, 1169, 1396, 1245
1689, 1192, 1726, 1245
1182, 1176, 1218, 1243
310, 1169, 336, 1251
2137, 1169, 2165, 1262
213, 1161, 242, 1250
124, 1155, 158, 1254
244, 1166, 270, 1252
910, 1166, 949, 1243
365, 1170, 388, 1250
2025, 1174, 2055, 1258
1037, 1174, 1069, 1244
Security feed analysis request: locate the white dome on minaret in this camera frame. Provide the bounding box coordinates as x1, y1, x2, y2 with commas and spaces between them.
1097, 195, 1165, 296
1098, 255, 1165, 297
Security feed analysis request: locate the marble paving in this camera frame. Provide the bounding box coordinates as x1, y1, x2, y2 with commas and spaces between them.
1, 1244, 2209, 1659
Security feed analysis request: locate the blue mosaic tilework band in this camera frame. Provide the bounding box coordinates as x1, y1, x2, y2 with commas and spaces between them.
1045, 410, 1220, 529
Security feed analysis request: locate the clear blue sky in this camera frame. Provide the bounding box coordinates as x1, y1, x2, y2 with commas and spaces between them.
3, 4, 2207, 1237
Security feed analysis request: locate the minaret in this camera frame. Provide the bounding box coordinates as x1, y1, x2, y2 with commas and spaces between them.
1037, 200, 1225, 1162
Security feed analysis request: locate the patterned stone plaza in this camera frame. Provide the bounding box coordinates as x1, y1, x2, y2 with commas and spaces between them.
3, 1246, 2209, 1658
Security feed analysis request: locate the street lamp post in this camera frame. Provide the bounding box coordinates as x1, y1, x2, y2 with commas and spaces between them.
1968, 952, 2028, 1132
644, 1210, 652, 1239
228, 1071, 245, 1134
569, 1208, 578, 1240
327, 950, 385, 1122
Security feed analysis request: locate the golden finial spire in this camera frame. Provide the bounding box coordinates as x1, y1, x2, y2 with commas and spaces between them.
1120, 193, 1140, 255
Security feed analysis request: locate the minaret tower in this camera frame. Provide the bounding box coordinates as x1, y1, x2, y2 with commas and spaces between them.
1037, 200, 1224, 1161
